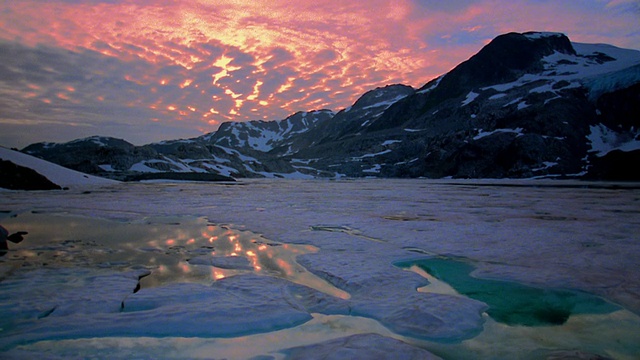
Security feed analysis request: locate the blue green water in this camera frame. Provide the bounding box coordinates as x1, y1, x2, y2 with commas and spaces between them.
395, 257, 620, 326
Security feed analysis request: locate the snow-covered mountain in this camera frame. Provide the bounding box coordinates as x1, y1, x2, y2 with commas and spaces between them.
19, 32, 640, 181
21, 110, 339, 180
201, 109, 335, 154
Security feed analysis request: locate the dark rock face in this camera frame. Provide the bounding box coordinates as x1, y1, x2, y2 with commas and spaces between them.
310, 85, 415, 144
437, 32, 575, 96
124, 172, 235, 182
0, 159, 62, 190
586, 150, 640, 181
596, 82, 640, 131
22, 136, 156, 176
19, 32, 640, 180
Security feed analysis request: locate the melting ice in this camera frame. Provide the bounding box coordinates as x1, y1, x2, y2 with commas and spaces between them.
1, 179, 640, 359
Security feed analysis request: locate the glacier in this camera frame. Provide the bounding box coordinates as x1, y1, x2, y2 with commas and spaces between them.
1, 178, 640, 359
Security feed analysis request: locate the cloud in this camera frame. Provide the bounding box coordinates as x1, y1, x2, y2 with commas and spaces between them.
604, 0, 640, 11
412, 0, 477, 13
0, 0, 638, 148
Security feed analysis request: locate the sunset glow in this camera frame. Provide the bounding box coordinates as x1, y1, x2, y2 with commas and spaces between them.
0, 0, 638, 148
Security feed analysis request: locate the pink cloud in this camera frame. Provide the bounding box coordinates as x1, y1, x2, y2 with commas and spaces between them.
0, 0, 638, 148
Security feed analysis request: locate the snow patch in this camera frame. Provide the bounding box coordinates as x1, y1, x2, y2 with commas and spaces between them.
523, 32, 565, 40
517, 101, 529, 110
258, 171, 315, 179
198, 162, 237, 177
98, 164, 116, 172
584, 64, 640, 100
362, 94, 410, 111
351, 149, 392, 160
68, 136, 110, 147
483, 44, 640, 100
129, 161, 163, 173
532, 162, 558, 172
489, 93, 506, 100
587, 124, 640, 157
474, 128, 524, 140
461, 91, 479, 106
417, 76, 442, 94
530, 83, 554, 93
216, 145, 260, 163
363, 164, 382, 173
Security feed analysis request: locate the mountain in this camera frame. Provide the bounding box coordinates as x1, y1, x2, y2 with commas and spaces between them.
22, 110, 338, 180
202, 109, 336, 154
20, 32, 640, 181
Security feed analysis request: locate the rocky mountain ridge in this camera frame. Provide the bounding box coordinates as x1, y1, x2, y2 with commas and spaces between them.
21, 32, 640, 180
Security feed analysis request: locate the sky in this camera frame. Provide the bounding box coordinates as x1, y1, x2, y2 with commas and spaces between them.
0, 0, 639, 149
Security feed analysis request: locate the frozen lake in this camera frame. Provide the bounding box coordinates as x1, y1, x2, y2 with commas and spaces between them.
1, 179, 639, 359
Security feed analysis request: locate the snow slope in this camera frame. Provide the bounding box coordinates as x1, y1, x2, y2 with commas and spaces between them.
203, 110, 335, 153
485, 41, 640, 94
0, 146, 117, 188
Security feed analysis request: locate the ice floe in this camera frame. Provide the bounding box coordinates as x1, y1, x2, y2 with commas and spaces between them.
1, 179, 640, 359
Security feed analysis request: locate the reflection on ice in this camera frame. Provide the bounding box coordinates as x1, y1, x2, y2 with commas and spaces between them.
3, 314, 408, 360
0, 213, 348, 299
408, 265, 460, 296
396, 257, 640, 359
396, 257, 620, 326
2, 178, 640, 359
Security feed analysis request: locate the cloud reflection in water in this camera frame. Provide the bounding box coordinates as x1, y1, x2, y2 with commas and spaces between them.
1, 213, 349, 299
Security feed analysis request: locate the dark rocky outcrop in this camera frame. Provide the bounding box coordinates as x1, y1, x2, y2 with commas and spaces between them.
23, 136, 157, 176
124, 172, 235, 182
585, 150, 640, 181
0, 159, 62, 190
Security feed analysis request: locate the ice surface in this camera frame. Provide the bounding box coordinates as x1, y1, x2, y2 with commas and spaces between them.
396, 257, 620, 326
187, 254, 253, 269
296, 241, 487, 341
0, 273, 313, 348
280, 333, 442, 360
1, 179, 640, 359
0, 268, 147, 330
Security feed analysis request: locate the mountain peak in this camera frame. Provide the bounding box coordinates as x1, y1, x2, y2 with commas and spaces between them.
433, 32, 575, 98
350, 84, 414, 109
